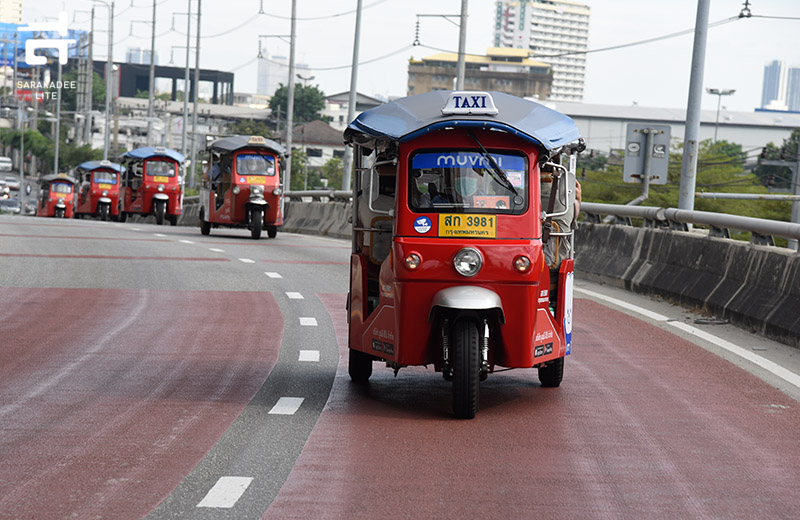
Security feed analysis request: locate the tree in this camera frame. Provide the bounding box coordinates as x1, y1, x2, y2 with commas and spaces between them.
59, 70, 106, 112
754, 128, 799, 190
227, 119, 277, 139
319, 157, 343, 190
269, 83, 326, 123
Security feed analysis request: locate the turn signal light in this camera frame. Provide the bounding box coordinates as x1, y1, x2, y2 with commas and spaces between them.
404, 253, 421, 270
514, 255, 531, 272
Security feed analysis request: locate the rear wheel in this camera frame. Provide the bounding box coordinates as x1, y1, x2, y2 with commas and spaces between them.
250, 207, 263, 239
452, 318, 480, 419
168, 214, 178, 226
200, 208, 211, 236
348, 348, 373, 383
155, 201, 166, 225
538, 357, 564, 387
118, 211, 127, 223
267, 225, 277, 239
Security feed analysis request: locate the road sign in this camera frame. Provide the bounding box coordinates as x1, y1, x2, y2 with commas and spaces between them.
623, 124, 671, 185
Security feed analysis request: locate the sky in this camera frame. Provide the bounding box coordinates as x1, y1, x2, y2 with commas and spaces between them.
23, 0, 800, 113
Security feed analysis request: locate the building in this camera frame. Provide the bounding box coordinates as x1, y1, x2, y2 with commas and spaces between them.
257, 53, 312, 97
407, 47, 552, 99
0, 0, 22, 24
126, 47, 159, 66
761, 60, 788, 110
322, 91, 386, 130
788, 67, 800, 112
292, 119, 346, 169
493, 0, 590, 102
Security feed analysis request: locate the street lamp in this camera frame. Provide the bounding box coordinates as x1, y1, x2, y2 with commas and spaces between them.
296, 73, 314, 87
706, 87, 735, 143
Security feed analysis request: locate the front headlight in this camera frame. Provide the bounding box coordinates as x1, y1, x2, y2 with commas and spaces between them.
251, 186, 263, 196
453, 247, 483, 277
157, 184, 165, 192
232, 186, 241, 195
272, 188, 282, 196
102, 191, 108, 197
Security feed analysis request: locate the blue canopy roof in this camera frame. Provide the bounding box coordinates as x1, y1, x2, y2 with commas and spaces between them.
76, 160, 125, 174
121, 146, 185, 163
345, 90, 581, 153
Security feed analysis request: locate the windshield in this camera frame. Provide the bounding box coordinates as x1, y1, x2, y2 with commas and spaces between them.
409, 151, 527, 214
236, 153, 275, 176
52, 182, 73, 194
93, 170, 118, 184
145, 160, 176, 177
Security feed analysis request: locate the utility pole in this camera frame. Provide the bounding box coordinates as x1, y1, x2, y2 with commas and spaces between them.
54, 59, 62, 174
189, 0, 201, 190
455, 0, 468, 90
678, 0, 710, 212
147, 0, 157, 146
284, 0, 297, 194
342, 0, 363, 193
181, 0, 191, 157
96, 0, 115, 160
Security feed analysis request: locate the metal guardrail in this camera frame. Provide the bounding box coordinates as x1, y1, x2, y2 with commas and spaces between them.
284, 190, 353, 201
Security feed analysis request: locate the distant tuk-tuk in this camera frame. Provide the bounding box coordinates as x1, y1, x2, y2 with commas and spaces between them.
199, 135, 285, 239
119, 146, 185, 225
74, 160, 124, 221
344, 90, 583, 419
37, 173, 78, 218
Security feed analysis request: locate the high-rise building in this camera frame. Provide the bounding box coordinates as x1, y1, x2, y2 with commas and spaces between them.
494, 0, 590, 102
785, 66, 800, 112
761, 60, 788, 110
126, 47, 142, 65
257, 53, 312, 97
0, 0, 23, 24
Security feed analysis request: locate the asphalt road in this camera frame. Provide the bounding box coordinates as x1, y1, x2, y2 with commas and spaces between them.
2, 214, 800, 519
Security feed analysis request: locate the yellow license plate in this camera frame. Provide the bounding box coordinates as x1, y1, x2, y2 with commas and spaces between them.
98, 183, 112, 189
245, 176, 266, 184
438, 214, 497, 238
153, 176, 169, 183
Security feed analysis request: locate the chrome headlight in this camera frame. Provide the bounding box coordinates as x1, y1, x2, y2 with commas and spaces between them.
102, 190, 108, 197
272, 187, 282, 196
157, 184, 165, 192
232, 186, 241, 195
251, 185, 263, 196
453, 247, 483, 277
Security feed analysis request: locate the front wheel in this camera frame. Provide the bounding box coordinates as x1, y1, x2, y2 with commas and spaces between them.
348, 348, 373, 383
250, 207, 263, 239
99, 203, 109, 221
538, 357, 564, 387
155, 200, 166, 225
452, 318, 480, 419
55, 208, 65, 219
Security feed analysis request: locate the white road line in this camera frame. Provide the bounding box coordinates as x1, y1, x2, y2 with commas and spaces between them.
575, 287, 800, 391
154, 233, 166, 237
209, 248, 225, 253
238, 258, 255, 264
268, 397, 304, 415
265, 272, 282, 278
285, 292, 304, 299
299, 317, 318, 326
132, 228, 141, 231
299, 350, 320, 362
196, 476, 253, 508
179, 239, 194, 244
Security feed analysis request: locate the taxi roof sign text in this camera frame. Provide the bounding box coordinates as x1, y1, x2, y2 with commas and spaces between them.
441, 91, 498, 116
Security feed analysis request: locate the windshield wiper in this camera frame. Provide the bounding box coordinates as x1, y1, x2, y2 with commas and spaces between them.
467, 130, 518, 196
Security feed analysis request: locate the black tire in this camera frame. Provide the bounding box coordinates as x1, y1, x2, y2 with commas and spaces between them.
538, 357, 564, 387
155, 201, 166, 225
99, 204, 109, 221
55, 208, 65, 219
168, 214, 178, 226
267, 225, 277, 239
250, 207, 263, 239
348, 348, 373, 383
452, 318, 480, 419
118, 211, 127, 223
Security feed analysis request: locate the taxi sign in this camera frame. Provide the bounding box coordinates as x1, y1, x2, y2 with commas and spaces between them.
441, 91, 498, 116
438, 214, 497, 238
154, 146, 167, 154
248, 136, 266, 145
99, 160, 112, 166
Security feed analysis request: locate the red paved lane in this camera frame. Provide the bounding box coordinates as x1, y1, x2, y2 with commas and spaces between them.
0, 287, 283, 519
265, 297, 800, 519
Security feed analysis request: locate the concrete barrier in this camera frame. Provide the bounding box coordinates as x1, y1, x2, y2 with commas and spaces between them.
575, 223, 800, 348
282, 201, 351, 239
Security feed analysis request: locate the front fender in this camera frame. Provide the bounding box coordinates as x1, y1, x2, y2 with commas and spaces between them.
428, 285, 505, 323
152, 193, 169, 201
98, 197, 112, 204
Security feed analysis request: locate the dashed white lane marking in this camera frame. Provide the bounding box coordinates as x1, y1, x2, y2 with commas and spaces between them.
209, 248, 225, 253
285, 292, 304, 299
576, 287, 800, 391
154, 233, 166, 237
196, 476, 253, 508
132, 228, 141, 231
265, 272, 282, 278
299, 317, 318, 326
179, 239, 194, 244
299, 350, 320, 362
268, 397, 304, 415
239, 258, 255, 264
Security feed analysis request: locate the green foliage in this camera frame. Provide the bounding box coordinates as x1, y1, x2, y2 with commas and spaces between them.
581, 138, 792, 222
753, 128, 799, 190
288, 147, 308, 191
134, 89, 150, 99
319, 157, 343, 190
269, 83, 326, 123
227, 119, 277, 139
59, 70, 106, 112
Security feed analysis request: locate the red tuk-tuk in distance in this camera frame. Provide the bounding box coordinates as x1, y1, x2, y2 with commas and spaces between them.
37, 173, 78, 218
344, 90, 583, 418
74, 160, 124, 221
118, 146, 185, 225
199, 135, 285, 239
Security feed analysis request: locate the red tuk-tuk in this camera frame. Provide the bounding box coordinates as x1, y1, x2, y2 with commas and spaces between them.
344, 90, 583, 418
37, 173, 78, 218
74, 160, 124, 221
199, 135, 285, 239
118, 147, 185, 225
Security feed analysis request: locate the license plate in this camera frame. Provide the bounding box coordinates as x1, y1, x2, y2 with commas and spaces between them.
245, 176, 266, 184
153, 176, 169, 183
438, 214, 497, 238
98, 183, 112, 189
